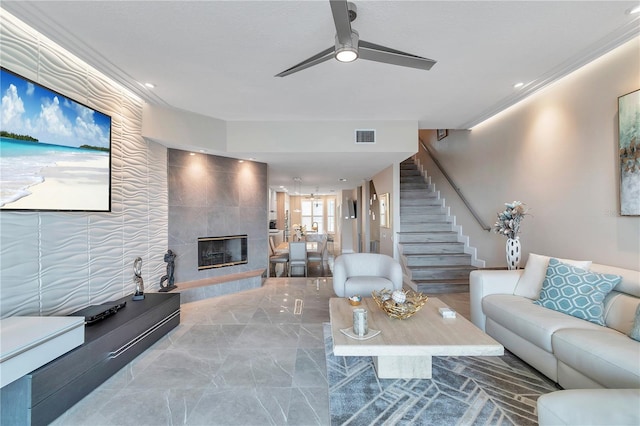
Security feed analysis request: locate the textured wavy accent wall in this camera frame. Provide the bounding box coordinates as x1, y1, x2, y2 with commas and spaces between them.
0, 12, 168, 318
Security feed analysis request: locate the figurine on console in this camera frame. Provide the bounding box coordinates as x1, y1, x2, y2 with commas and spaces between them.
159, 249, 177, 292
132, 257, 145, 300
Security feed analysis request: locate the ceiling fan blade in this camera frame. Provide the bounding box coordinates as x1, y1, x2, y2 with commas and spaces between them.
359, 40, 437, 71
330, 0, 353, 45
275, 46, 335, 77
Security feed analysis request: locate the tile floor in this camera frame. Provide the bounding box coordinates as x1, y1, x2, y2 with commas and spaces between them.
51, 277, 471, 426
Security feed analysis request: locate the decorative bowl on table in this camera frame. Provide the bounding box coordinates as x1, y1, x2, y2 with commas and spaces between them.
371, 289, 428, 320
348, 295, 362, 306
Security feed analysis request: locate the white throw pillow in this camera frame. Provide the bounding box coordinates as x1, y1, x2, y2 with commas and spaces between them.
513, 253, 592, 299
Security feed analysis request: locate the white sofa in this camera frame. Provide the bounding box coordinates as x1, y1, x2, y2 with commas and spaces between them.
333, 253, 403, 298
470, 255, 640, 425
537, 389, 640, 425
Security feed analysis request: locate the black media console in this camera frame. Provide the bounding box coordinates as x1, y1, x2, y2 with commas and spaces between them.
0, 293, 180, 426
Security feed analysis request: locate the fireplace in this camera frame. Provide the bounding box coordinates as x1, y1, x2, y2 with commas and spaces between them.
198, 235, 248, 270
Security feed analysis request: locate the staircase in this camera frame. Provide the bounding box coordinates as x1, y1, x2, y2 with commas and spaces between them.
398, 158, 476, 293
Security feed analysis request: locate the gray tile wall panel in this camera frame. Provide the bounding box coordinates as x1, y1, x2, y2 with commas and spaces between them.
168, 149, 268, 283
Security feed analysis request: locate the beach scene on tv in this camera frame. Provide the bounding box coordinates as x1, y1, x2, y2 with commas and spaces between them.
0, 69, 111, 211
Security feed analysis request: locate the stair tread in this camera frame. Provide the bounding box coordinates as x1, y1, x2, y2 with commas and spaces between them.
398, 231, 458, 234
402, 248, 463, 252
405, 251, 471, 253
398, 241, 464, 246
398, 233, 459, 238
401, 223, 453, 227
404, 251, 469, 255
401, 211, 445, 214
415, 283, 470, 294
406, 265, 476, 270
401, 218, 450, 222
413, 279, 469, 284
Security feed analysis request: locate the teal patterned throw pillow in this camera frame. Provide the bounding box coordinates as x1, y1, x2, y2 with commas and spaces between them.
630, 304, 640, 342
534, 258, 620, 326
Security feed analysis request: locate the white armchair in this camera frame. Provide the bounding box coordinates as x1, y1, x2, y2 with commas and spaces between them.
333, 253, 403, 298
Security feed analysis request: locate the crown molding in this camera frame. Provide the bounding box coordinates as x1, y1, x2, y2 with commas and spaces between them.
458, 16, 640, 130
1, 3, 167, 107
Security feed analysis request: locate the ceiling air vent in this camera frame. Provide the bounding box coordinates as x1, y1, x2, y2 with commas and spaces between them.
355, 129, 376, 144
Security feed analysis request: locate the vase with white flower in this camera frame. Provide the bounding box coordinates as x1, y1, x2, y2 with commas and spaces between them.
493, 201, 529, 270
292, 224, 307, 241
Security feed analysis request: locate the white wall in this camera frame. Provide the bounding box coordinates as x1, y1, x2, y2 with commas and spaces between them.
0, 11, 168, 317
142, 103, 227, 152
340, 189, 358, 253
371, 165, 395, 258
227, 120, 417, 153
422, 37, 640, 270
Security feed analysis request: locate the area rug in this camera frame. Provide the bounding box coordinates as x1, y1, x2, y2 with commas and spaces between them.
323, 324, 557, 426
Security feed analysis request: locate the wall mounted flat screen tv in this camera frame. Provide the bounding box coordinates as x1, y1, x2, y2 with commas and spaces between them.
0, 67, 111, 212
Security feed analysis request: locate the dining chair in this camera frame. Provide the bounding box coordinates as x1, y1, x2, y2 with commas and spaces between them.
288, 241, 307, 277
269, 243, 289, 277
269, 236, 287, 255
306, 235, 327, 275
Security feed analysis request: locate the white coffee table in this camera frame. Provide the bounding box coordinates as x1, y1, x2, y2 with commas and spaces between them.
329, 297, 503, 379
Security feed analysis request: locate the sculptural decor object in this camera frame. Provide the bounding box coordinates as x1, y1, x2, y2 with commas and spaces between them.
159, 249, 177, 292
371, 288, 428, 320
132, 257, 145, 300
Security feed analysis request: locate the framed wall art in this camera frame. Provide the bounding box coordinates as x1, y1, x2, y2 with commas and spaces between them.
0, 67, 112, 211
618, 89, 639, 216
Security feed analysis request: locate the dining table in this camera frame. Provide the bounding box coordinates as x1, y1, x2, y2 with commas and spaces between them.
275, 241, 318, 253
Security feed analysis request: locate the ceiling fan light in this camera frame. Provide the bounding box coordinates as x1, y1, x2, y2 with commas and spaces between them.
335, 47, 358, 62
335, 30, 360, 63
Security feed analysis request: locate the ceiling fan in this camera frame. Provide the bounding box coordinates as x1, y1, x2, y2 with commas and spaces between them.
305, 189, 319, 200
275, 0, 437, 77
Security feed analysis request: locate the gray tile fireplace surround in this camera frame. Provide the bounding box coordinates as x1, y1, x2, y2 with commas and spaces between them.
167, 149, 269, 286
50, 277, 332, 426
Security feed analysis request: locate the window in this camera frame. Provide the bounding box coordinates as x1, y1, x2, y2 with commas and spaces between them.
327, 198, 335, 233
301, 199, 323, 234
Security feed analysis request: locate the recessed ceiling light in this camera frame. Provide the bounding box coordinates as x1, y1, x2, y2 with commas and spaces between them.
189, 152, 196, 156
199, 149, 205, 153
339, 178, 347, 182
513, 82, 524, 89
144, 82, 155, 89
238, 160, 244, 163
627, 5, 640, 14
